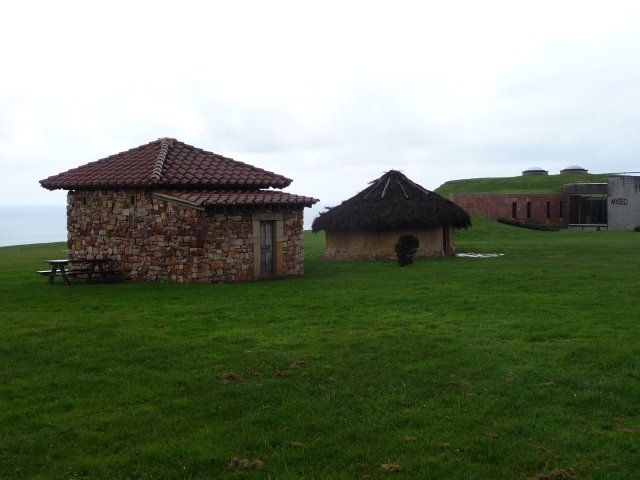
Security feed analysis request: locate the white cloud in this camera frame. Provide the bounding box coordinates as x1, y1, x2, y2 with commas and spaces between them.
2, 0, 640, 210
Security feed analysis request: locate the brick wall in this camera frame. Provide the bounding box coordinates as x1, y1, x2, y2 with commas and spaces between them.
449, 193, 568, 226
66, 189, 306, 283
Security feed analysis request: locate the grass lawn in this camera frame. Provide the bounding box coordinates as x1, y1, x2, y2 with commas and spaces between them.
1, 219, 639, 479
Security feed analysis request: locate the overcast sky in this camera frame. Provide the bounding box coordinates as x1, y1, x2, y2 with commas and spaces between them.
2, 0, 640, 220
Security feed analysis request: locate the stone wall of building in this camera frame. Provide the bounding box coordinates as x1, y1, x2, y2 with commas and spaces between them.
449, 193, 568, 226
66, 189, 306, 283
281, 210, 306, 275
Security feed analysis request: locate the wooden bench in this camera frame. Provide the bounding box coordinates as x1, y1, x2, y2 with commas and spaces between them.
37, 269, 84, 276
71, 259, 123, 282
38, 259, 124, 284
70, 268, 124, 283
66, 268, 94, 277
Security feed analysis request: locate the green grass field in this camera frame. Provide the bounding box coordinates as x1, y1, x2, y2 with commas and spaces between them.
1, 220, 639, 479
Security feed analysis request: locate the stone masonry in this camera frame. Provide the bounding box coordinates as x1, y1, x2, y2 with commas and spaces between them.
67, 189, 306, 283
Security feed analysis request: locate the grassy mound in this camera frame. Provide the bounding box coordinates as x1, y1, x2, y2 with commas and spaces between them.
435, 173, 608, 197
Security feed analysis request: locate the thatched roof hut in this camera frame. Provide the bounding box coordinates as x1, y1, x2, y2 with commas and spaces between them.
312, 170, 471, 260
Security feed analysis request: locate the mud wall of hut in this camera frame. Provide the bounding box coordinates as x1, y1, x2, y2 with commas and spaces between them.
66, 189, 305, 283
323, 228, 453, 260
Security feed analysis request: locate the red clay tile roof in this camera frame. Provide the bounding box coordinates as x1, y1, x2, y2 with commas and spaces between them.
154, 190, 319, 208
40, 138, 292, 190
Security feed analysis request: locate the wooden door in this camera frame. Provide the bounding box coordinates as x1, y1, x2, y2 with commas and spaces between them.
260, 221, 274, 277
442, 226, 451, 256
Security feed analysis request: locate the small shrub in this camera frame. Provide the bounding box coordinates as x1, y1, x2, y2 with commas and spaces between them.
634, 226, 640, 232
395, 234, 420, 266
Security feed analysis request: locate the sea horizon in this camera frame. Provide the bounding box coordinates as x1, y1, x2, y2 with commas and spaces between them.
0, 204, 67, 247
0, 203, 323, 248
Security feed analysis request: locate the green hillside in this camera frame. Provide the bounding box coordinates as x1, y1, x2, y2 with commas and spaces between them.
435, 173, 608, 197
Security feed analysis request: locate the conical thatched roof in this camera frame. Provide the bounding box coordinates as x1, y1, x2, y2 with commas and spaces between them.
312, 170, 471, 233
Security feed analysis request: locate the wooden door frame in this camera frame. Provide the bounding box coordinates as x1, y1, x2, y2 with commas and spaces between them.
442, 225, 451, 256
259, 221, 275, 278
250, 212, 284, 280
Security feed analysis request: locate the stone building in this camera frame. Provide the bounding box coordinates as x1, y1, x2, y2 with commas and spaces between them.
40, 138, 318, 283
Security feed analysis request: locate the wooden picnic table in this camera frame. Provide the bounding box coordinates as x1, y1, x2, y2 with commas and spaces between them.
80, 259, 110, 282
41, 259, 71, 285
39, 258, 114, 285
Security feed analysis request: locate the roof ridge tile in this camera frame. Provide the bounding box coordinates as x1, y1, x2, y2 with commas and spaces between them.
151, 138, 173, 182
